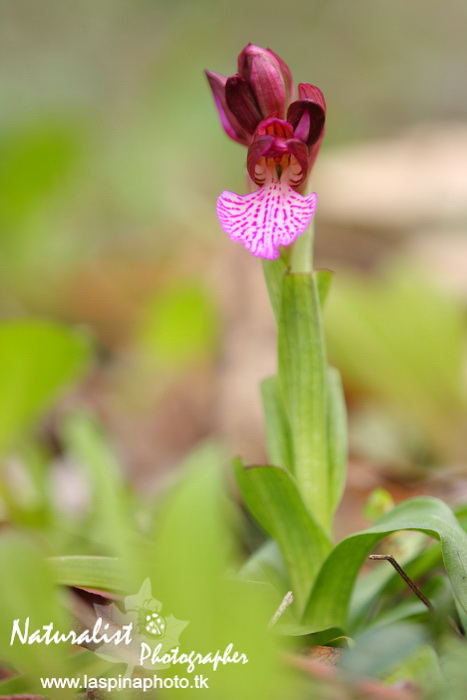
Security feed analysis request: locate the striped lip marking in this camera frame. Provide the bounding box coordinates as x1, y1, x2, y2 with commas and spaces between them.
217, 177, 317, 260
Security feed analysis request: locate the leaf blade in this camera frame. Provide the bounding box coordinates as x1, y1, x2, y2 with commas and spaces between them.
260, 375, 293, 472
0, 320, 91, 457
234, 460, 332, 613
326, 366, 347, 514
303, 497, 467, 631
49, 555, 124, 592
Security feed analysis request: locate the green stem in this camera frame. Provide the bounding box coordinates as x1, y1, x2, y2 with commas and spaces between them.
289, 223, 314, 273
278, 272, 331, 534
262, 220, 334, 535
288, 222, 331, 532
261, 223, 314, 321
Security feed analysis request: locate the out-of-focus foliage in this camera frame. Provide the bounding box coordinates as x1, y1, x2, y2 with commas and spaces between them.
0, 414, 288, 699
363, 487, 394, 522
1, 0, 465, 474
339, 622, 428, 679
1, 0, 466, 292
0, 324, 284, 696
0, 533, 71, 680
0, 320, 91, 456
325, 266, 467, 464
1, 2, 467, 698
137, 280, 219, 370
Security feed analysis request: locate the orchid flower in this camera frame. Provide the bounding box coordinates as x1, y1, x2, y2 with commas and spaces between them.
206, 45, 326, 260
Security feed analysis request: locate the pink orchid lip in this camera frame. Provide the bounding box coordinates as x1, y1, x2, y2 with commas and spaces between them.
217, 181, 318, 260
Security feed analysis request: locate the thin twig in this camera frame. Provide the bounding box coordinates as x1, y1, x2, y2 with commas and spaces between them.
368, 554, 433, 611
268, 591, 294, 628
369, 553, 464, 637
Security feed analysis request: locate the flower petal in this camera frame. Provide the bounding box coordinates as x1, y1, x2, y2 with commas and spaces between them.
284, 138, 310, 187
254, 117, 294, 140
266, 48, 295, 103
287, 84, 326, 146
246, 134, 275, 184
247, 120, 299, 184
244, 52, 288, 118
205, 70, 251, 145
298, 83, 326, 106
225, 76, 262, 134
217, 180, 317, 260
287, 99, 325, 146
238, 44, 295, 116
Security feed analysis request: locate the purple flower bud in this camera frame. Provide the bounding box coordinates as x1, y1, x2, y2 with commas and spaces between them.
237, 44, 294, 120
206, 44, 296, 144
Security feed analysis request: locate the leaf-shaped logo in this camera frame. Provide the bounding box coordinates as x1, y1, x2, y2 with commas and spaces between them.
94, 578, 189, 674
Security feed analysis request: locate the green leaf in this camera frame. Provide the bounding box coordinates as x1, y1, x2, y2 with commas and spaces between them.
61, 412, 137, 574
137, 280, 219, 370
234, 460, 331, 613
384, 644, 443, 690
0, 121, 80, 227
48, 555, 124, 592
145, 442, 241, 629
325, 268, 467, 460
144, 444, 285, 700
262, 257, 287, 322
316, 269, 334, 309
363, 487, 394, 522
326, 366, 347, 514
363, 599, 428, 632
0, 533, 70, 677
349, 534, 440, 632
260, 375, 293, 472
238, 540, 289, 594
2, 444, 54, 528
303, 497, 467, 631
339, 623, 427, 679
0, 649, 109, 696
0, 320, 91, 457
278, 273, 330, 532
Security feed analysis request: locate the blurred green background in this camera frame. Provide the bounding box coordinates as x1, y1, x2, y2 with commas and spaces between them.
1, 0, 466, 485
2, 0, 467, 279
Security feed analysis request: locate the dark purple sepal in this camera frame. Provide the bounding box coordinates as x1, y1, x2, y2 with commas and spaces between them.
287, 84, 326, 146
225, 75, 262, 135
287, 101, 325, 146
205, 70, 251, 145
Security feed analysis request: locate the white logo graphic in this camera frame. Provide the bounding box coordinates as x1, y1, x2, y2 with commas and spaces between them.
144, 612, 166, 637
93, 578, 189, 674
